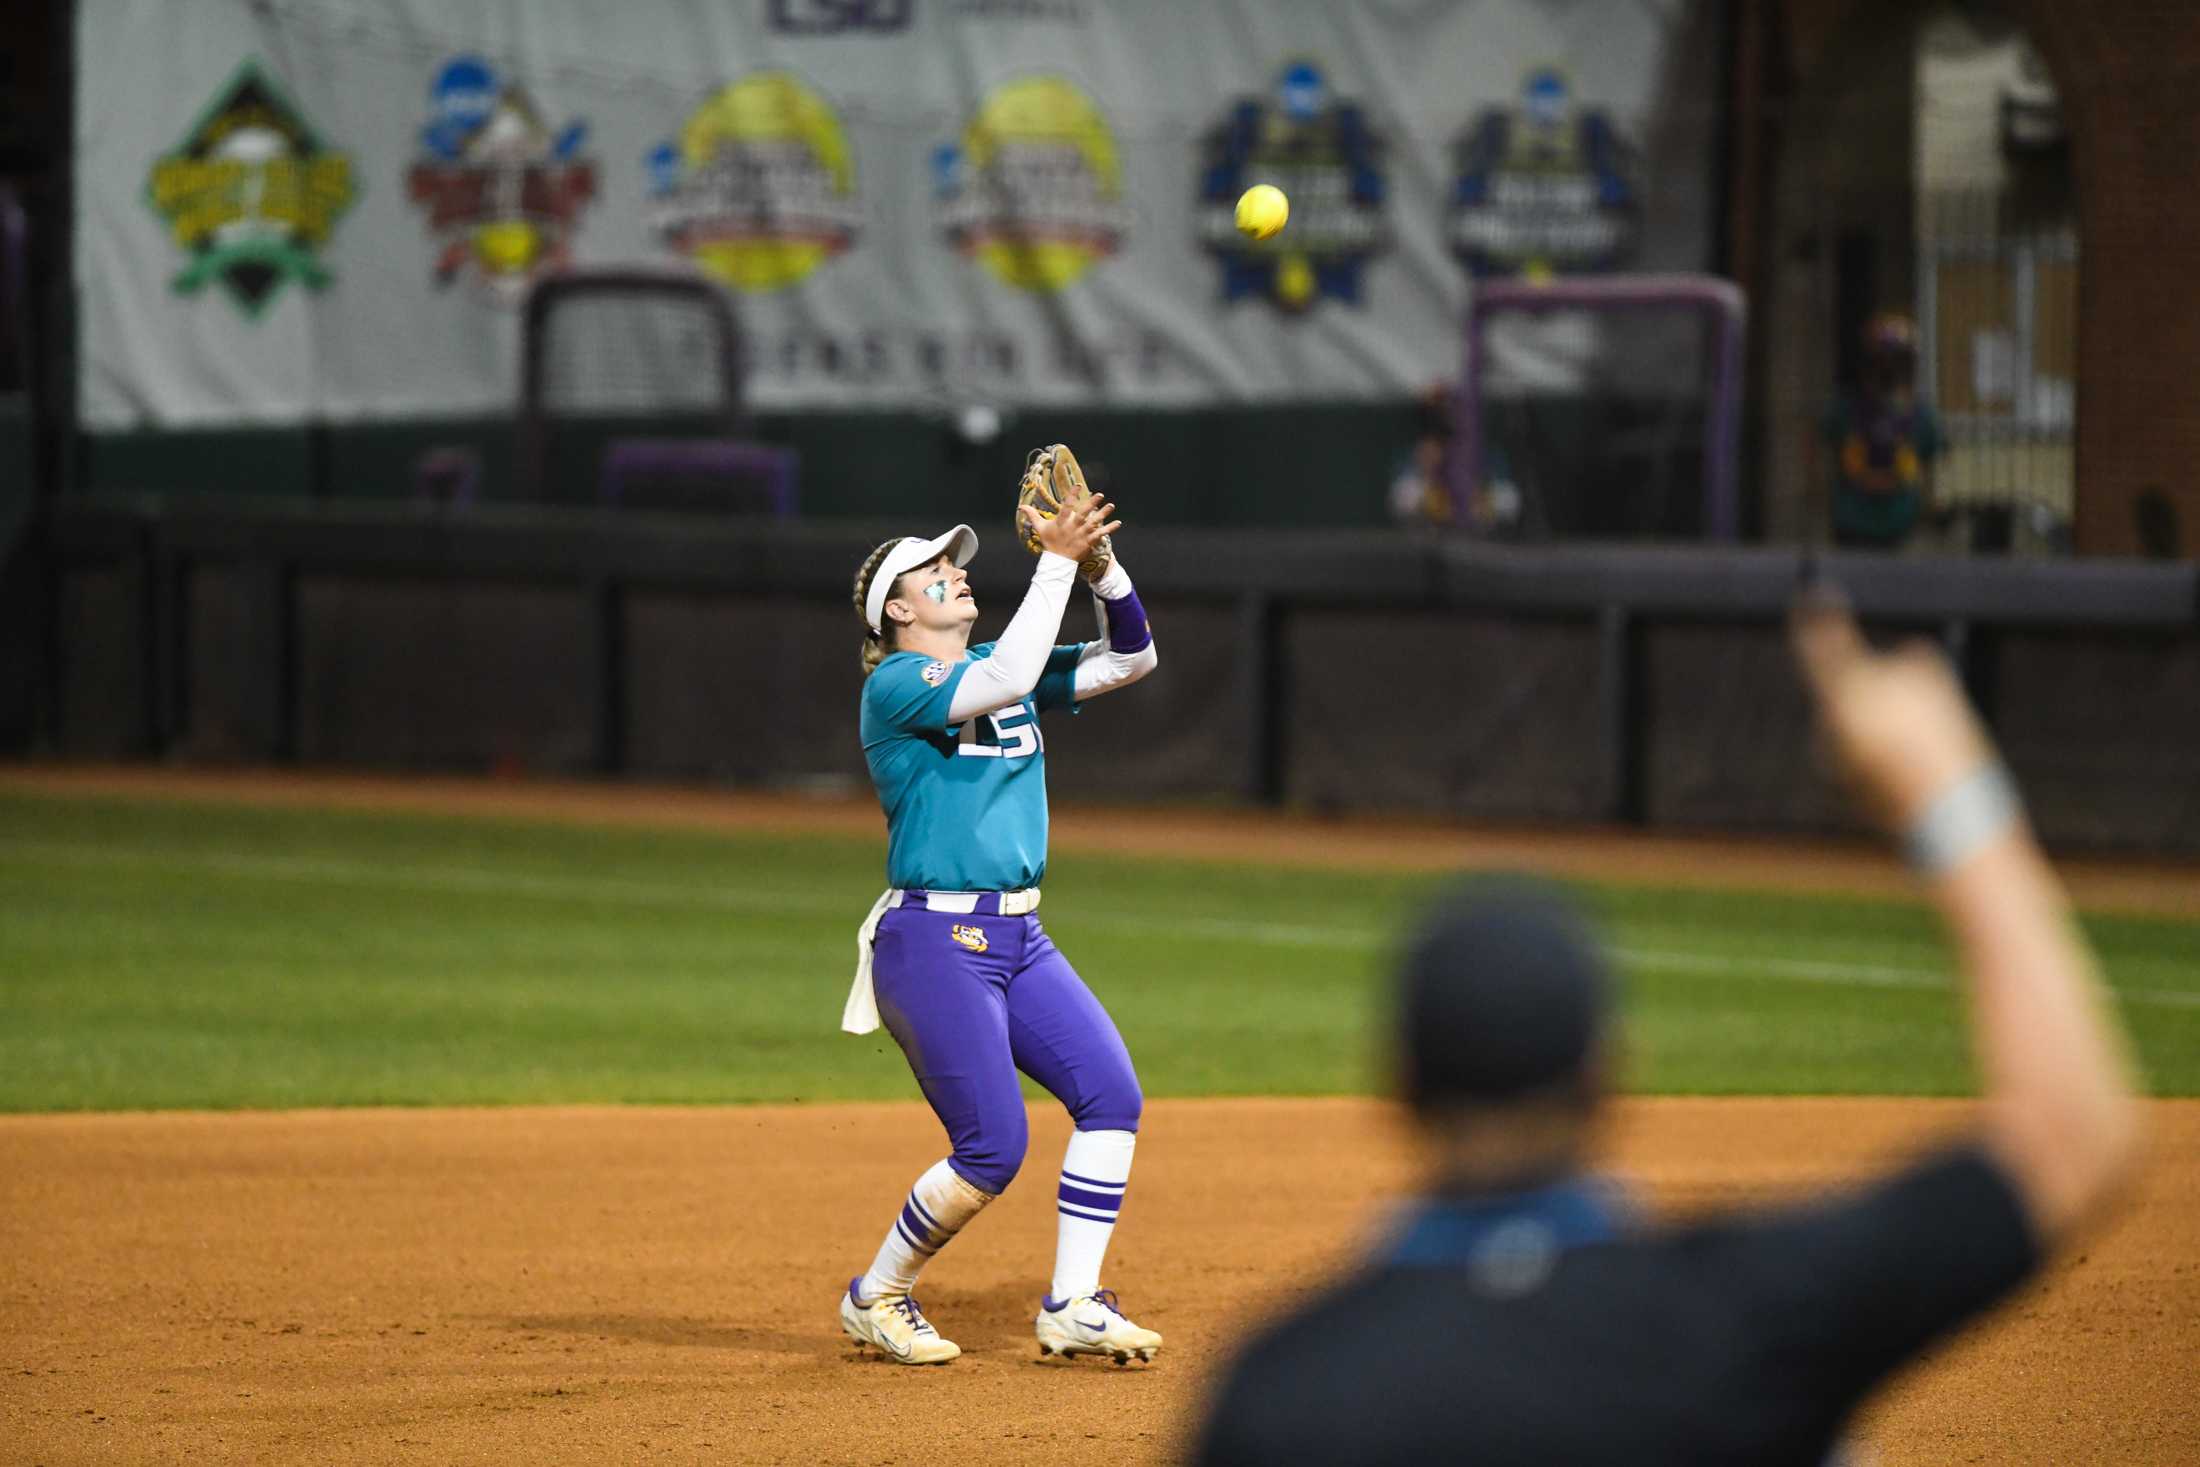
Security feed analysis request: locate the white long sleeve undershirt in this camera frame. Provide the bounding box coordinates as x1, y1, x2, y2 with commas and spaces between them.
945, 552, 1080, 722
1071, 561, 1158, 701
943, 555, 1157, 721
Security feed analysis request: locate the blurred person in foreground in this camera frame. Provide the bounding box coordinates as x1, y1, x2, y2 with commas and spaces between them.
1822, 311, 1943, 550
1193, 590, 2144, 1466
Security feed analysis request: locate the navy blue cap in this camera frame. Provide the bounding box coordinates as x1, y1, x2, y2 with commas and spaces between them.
1397, 878, 1613, 1108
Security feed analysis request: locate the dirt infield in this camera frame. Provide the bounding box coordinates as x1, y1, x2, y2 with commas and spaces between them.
3, 1098, 2195, 1466
5, 766, 2196, 1462
7, 764, 2198, 915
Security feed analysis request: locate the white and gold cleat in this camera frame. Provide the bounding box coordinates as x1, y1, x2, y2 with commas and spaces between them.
1035, 1289, 1162, 1365
840, 1278, 961, 1365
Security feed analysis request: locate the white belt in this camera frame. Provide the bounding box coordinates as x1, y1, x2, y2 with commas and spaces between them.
841, 887, 1042, 1035
915, 888, 1042, 915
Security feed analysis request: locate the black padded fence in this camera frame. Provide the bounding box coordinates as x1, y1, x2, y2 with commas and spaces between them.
26, 495, 2200, 853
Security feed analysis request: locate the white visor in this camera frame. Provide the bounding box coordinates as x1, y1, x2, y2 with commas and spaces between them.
865, 524, 980, 634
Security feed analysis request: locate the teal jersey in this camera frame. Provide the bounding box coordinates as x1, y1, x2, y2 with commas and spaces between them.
861, 640, 1087, 892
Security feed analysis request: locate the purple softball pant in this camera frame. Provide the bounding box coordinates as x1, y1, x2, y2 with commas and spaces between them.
870, 901, 1142, 1197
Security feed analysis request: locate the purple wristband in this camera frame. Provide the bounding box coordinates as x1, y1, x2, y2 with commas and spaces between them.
1101, 587, 1152, 654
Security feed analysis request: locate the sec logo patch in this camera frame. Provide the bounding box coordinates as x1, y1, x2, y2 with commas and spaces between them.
921, 660, 949, 686
950, 924, 988, 953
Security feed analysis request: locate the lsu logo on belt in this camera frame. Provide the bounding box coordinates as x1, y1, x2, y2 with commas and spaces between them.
949, 924, 989, 954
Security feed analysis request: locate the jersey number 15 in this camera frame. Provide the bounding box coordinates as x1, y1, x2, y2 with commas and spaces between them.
957, 704, 1042, 760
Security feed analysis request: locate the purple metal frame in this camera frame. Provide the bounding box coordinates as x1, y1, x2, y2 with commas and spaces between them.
519, 268, 749, 500
413, 446, 482, 507
599, 437, 799, 516
1454, 273, 1747, 540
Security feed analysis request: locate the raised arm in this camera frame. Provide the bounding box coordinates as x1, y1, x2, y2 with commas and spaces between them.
948, 491, 1121, 723
1792, 593, 2144, 1246
1070, 559, 1157, 701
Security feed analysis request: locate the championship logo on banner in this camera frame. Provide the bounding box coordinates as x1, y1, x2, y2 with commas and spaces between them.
1197, 61, 1388, 312
405, 56, 596, 302
144, 61, 355, 318
646, 73, 862, 292
935, 76, 1125, 292
1450, 68, 1639, 281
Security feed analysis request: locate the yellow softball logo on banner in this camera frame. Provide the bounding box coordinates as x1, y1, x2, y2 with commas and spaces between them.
937, 76, 1125, 292
646, 72, 860, 292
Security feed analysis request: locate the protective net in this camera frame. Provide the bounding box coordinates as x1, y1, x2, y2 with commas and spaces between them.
1455, 275, 1743, 542
519, 273, 794, 512
534, 282, 734, 418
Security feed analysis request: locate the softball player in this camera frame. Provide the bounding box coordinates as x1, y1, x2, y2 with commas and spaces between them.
836, 475, 1163, 1367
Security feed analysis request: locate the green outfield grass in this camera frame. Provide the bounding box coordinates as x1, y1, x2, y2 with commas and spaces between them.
0, 790, 2194, 1111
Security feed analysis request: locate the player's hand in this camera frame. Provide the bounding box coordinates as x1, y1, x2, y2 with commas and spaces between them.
1790, 586, 1997, 829
1064, 478, 1119, 581
1022, 491, 1121, 566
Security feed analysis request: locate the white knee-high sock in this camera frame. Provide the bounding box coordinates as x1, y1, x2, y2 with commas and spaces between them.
1050, 1129, 1136, 1303
857, 1159, 994, 1301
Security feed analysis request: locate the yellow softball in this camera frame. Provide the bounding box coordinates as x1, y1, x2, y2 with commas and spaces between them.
1235, 183, 1288, 241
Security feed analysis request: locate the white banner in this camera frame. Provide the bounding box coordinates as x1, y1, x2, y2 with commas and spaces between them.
76, 0, 1718, 426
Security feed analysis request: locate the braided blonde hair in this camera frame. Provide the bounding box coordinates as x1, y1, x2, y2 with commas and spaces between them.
853, 539, 902, 675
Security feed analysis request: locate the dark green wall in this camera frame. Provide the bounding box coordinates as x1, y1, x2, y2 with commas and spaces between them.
0, 395, 29, 546
77, 402, 1426, 529
0, 395, 39, 751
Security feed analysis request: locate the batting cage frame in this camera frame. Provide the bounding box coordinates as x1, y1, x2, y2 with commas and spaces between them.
1453, 274, 1747, 541
517, 268, 796, 516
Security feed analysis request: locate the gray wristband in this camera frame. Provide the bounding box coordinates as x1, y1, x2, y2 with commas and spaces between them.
1903, 763, 2021, 875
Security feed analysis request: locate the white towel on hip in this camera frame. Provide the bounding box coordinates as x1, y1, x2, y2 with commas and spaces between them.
841, 889, 898, 1035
